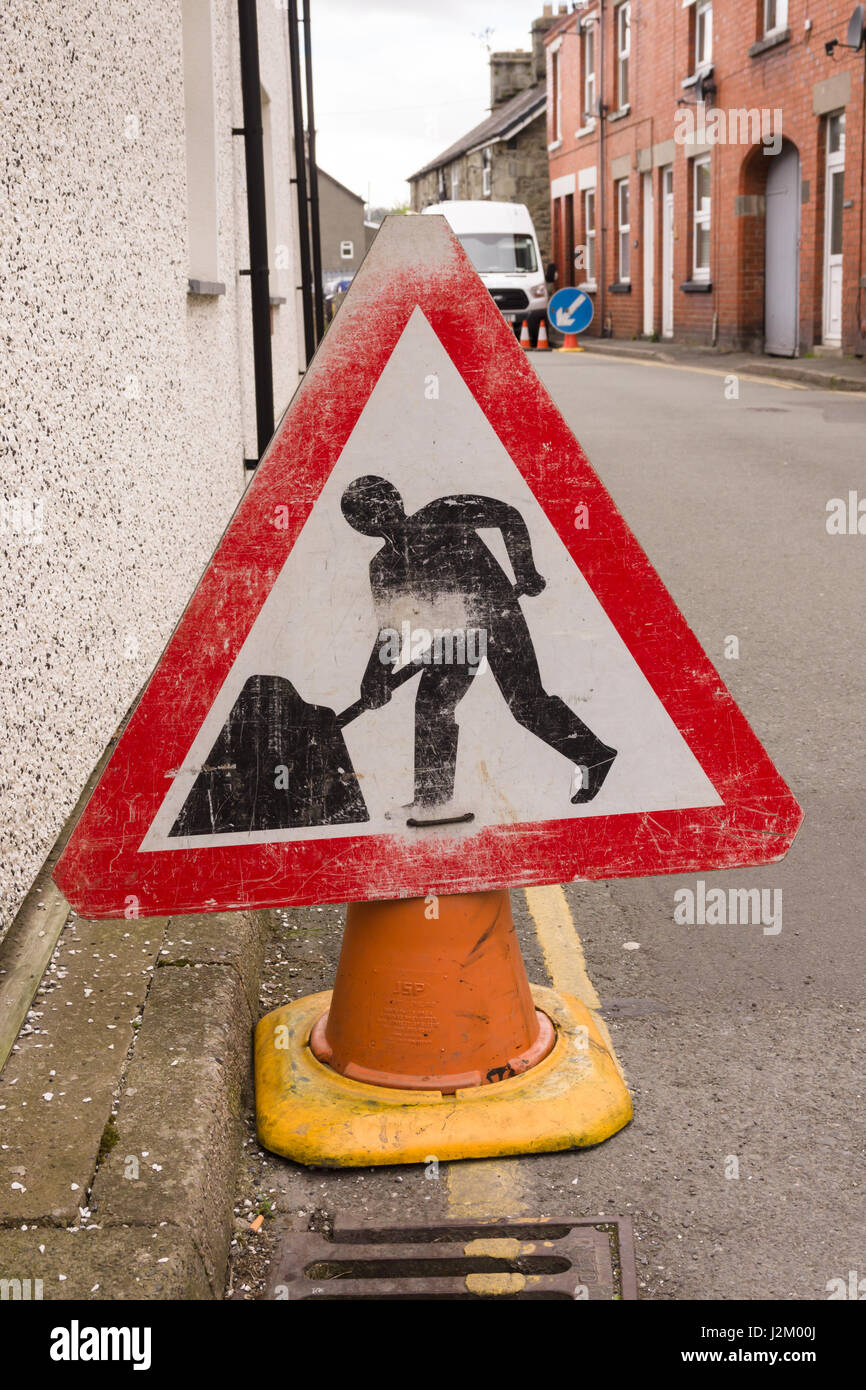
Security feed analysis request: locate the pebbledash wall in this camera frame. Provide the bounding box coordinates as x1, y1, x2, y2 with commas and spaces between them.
0, 0, 304, 939
545, 0, 865, 355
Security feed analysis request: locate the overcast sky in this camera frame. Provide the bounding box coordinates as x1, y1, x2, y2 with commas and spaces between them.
308, 1, 549, 209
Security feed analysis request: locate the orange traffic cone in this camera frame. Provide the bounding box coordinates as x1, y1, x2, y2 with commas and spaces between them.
558, 332, 584, 353
255, 889, 633, 1166
310, 890, 554, 1092
536, 319, 551, 350
519, 318, 532, 349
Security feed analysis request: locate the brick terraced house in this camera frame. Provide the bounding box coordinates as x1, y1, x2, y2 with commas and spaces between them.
545, 0, 866, 355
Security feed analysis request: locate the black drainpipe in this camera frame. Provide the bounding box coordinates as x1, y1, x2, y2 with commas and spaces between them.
288, 0, 315, 364
303, 0, 325, 342
236, 0, 274, 468
598, 0, 607, 337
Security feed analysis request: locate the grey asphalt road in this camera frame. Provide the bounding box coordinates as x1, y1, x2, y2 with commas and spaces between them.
227, 355, 866, 1302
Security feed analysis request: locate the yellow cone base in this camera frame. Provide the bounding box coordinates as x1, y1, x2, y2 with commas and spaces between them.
255, 983, 632, 1167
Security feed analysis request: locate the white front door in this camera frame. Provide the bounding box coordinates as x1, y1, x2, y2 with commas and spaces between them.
642, 172, 654, 336
661, 166, 674, 338
823, 112, 845, 346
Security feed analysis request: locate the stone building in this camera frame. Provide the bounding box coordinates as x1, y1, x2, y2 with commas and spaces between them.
545, 0, 866, 356
0, 0, 304, 937
408, 7, 567, 263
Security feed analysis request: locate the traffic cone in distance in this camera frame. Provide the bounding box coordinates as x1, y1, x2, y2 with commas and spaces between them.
519, 318, 532, 349
536, 319, 551, 350
558, 332, 584, 353
310, 890, 555, 1092
255, 885, 633, 1166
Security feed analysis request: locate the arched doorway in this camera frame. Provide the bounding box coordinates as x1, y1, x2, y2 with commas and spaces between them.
764, 141, 800, 357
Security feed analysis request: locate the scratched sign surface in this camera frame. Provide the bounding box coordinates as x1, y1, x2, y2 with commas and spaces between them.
55, 216, 802, 918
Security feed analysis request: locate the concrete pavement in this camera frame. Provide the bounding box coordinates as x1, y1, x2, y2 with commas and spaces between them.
0, 905, 269, 1298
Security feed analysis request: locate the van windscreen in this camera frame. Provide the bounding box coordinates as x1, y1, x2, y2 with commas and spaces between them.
457, 233, 538, 274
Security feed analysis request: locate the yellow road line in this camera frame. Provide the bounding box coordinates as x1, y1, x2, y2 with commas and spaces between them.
578, 352, 807, 390
445, 1154, 531, 1220
524, 884, 627, 1087
445, 884, 627, 1219
523, 884, 602, 1007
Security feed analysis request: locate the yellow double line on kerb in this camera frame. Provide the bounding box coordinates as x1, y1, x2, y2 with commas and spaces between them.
446, 884, 626, 1222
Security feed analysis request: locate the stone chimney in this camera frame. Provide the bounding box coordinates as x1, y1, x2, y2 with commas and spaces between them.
531, 7, 568, 83
490, 8, 568, 107
489, 48, 535, 108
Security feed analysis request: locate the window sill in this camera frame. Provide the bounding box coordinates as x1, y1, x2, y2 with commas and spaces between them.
680, 279, 712, 292
578, 281, 598, 293
748, 28, 790, 58
681, 66, 712, 89
269, 295, 287, 306
548, 139, 563, 152
609, 281, 631, 294
575, 122, 597, 139
608, 105, 631, 123
188, 278, 226, 297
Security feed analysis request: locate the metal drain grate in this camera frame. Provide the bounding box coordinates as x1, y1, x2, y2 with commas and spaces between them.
265, 1218, 637, 1300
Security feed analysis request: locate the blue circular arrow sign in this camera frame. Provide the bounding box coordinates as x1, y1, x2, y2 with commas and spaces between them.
547, 287, 594, 335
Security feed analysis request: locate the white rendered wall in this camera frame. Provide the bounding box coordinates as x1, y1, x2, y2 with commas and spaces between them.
0, 0, 303, 934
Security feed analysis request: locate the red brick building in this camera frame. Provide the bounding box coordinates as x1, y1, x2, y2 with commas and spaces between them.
545, 0, 865, 355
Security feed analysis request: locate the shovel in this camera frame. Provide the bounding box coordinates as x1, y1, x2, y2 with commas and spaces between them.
170, 660, 422, 837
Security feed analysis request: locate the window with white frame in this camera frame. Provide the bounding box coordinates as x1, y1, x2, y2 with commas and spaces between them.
693, 156, 711, 279
482, 147, 492, 196
584, 187, 597, 282
616, 178, 630, 281
695, 0, 712, 69
340, 240, 354, 260
616, 3, 630, 109
583, 21, 596, 122
437, 168, 447, 200
763, 0, 787, 34
451, 167, 460, 199
550, 44, 562, 142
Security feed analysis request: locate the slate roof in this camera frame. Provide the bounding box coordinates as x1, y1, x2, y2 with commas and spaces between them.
316, 166, 365, 205
408, 81, 546, 182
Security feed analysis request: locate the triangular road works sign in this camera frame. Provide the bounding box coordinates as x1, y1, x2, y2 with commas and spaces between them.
56, 217, 802, 918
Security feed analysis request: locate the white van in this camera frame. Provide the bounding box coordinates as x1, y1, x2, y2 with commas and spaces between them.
421, 200, 551, 344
